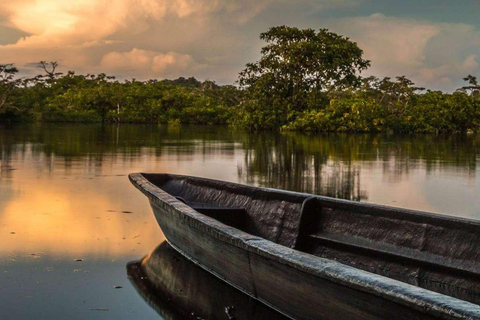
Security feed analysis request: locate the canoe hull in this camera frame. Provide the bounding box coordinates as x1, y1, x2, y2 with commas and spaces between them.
151, 200, 437, 320
151, 201, 255, 295
127, 242, 288, 320
131, 173, 480, 320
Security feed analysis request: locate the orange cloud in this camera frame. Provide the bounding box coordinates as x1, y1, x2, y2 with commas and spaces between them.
0, 0, 275, 79
0, 0, 273, 47
100, 48, 203, 78
1, 2, 479, 89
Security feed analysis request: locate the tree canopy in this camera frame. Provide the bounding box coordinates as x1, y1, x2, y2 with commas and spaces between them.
237, 26, 370, 129
0, 64, 20, 114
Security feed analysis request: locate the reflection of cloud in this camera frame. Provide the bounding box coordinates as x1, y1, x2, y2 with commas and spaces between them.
0, 159, 165, 257
359, 162, 435, 213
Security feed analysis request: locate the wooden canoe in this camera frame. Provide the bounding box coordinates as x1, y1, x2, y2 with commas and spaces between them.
127, 242, 288, 319
129, 173, 480, 320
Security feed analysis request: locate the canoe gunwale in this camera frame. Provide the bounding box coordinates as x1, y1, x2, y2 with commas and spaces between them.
129, 172, 480, 319
140, 172, 480, 229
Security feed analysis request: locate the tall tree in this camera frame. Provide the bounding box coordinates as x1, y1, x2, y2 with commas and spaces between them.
237, 26, 370, 129
458, 75, 480, 97
39, 61, 62, 84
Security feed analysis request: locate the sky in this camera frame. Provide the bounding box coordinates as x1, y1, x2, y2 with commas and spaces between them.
0, 0, 479, 91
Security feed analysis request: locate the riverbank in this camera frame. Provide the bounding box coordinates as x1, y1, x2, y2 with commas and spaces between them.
1, 67, 479, 133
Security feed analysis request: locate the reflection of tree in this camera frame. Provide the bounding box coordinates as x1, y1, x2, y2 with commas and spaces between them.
0, 124, 237, 170
237, 132, 367, 200
375, 134, 478, 182
238, 132, 480, 201
1, 124, 479, 201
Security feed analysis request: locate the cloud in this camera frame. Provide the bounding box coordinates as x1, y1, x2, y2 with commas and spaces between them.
329, 13, 480, 91
100, 48, 203, 78
0, 0, 274, 47
346, 14, 440, 72
0, 2, 479, 90
0, 0, 277, 80
417, 55, 479, 88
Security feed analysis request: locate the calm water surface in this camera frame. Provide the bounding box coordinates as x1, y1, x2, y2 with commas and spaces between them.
1, 124, 480, 319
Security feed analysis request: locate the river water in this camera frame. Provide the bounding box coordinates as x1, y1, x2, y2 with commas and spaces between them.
1, 124, 480, 319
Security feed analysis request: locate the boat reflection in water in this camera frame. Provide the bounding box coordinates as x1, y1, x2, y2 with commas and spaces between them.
127, 242, 288, 320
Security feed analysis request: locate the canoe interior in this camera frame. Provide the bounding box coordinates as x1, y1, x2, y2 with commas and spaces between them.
143, 173, 480, 305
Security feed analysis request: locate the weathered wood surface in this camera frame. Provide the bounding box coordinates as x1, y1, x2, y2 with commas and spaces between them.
127, 242, 287, 320
129, 173, 480, 319
296, 197, 480, 304
145, 173, 307, 248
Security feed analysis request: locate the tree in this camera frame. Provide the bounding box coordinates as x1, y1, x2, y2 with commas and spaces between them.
39, 61, 62, 84
80, 74, 117, 122
0, 64, 20, 114
458, 75, 480, 97
237, 26, 370, 129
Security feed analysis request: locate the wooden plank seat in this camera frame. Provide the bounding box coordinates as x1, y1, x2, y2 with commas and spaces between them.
307, 232, 480, 276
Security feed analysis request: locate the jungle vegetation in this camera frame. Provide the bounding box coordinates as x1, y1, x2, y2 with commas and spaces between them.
1, 26, 479, 133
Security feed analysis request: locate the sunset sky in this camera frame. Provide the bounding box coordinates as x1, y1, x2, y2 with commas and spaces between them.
0, 0, 479, 91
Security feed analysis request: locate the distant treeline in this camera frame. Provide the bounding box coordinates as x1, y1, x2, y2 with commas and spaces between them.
1, 26, 480, 133
0, 63, 240, 124
280, 75, 480, 133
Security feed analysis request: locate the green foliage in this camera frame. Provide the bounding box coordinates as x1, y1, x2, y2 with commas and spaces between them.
285, 97, 386, 132
402, 91, 480, 133
457, 75, 480, 98
236, 26, 370, 129
286, 80, 480, 133
0, 64, 240, 124
0, 64, 21, 117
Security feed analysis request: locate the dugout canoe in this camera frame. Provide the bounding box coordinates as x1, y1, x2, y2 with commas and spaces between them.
127, 242, 287, 320
129, 173, 480, 320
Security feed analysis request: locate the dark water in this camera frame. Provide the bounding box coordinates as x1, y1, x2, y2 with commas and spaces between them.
1, 124, 480, 319
127, 242, 288, 320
